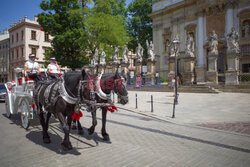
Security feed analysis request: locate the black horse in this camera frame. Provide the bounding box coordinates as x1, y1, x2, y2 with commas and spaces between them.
34, 70, 86, 151
72, 70, 129, 141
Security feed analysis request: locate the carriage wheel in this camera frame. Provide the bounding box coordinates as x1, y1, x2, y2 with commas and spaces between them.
5, 93, 12, 118
20, 99, 30, 130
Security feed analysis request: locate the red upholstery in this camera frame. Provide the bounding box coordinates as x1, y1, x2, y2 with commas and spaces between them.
25, 77, 34, 82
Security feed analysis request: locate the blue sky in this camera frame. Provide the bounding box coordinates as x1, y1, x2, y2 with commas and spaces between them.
0, 0, 134, 32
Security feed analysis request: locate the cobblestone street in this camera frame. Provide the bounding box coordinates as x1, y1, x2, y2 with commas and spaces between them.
0, 101, 250, 167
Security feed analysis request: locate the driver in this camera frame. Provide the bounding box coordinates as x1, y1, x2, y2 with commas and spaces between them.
47, 57, 61, 80
24, 54, 43, 82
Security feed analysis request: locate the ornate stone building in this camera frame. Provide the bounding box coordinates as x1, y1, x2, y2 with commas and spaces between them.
150, 0, 250, 85
8, 16, 52, 81
0, 30, 10, 82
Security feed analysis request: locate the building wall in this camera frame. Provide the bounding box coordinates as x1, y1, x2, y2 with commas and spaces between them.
0, 31, 10, 82
9, 16, 52, 81
150, 0, 250, 83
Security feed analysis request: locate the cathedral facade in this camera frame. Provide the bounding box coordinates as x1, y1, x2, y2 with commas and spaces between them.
150, 0, 250, 85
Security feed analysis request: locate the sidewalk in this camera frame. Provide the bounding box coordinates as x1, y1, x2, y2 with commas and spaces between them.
116, 91, 250, 125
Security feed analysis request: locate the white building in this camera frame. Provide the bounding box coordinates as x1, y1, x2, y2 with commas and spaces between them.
8, 16, 52, 81
150, 0, 250, 85
0, 30, 10, 82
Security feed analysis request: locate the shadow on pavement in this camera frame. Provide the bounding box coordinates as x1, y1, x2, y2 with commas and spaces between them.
26, 130, 81, 155
2, 113, 58, 129
93, 116, 250, 153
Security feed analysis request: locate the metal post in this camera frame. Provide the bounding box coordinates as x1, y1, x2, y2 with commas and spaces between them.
113, 91, 115, 103
172, 35, 180, 118
151, 95, 153, 112
136, 93, 138, 109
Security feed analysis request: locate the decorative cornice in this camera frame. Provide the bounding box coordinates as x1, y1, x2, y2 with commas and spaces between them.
224, 0, 239, 9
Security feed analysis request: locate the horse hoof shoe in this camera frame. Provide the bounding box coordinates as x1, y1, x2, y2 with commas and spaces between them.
61, 142, 72, 151
103, 136, 110, 141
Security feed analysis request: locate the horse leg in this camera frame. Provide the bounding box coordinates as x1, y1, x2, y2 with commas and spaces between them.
45, 112, 51, 133
77, 120, 84, 135
72, 119, 77, 130
57, 112, 72, 151
88, 110, 97, 135
39, 112, 50, 144
101, 107, 110, 141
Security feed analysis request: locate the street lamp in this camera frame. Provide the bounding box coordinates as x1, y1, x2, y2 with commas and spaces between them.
171, 35, 180, 118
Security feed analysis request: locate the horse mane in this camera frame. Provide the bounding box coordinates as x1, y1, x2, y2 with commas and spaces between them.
64, 71, 82, 86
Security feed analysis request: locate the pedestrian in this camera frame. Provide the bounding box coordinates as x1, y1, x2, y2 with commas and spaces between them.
155, 72, 159, 85
47, 57, 61, 80
24, 54, 43, 82
172, 75, 176, 92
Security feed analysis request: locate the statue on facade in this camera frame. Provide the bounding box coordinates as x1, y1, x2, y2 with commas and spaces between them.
100, 49, 106, 65
243, 22, 249, 38
186, 33, 195, 57
208, 30, 218, 55
169, 36, 180, 57
146, 40, 155, 61
122, 45, 129, 64
227, 27, 240, 53
136, 43, 143, 63
113, 47, 119, 64
91, 48, 98, 67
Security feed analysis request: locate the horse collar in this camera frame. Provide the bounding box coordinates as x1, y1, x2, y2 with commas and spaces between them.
95, 73, 111, 101
59, 79, 79, 104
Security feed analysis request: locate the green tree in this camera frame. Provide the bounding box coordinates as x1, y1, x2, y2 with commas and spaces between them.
127, 0, 152, 58
85, 0, 129, 61
38, 0, 129, 68
38, 0, 91, 69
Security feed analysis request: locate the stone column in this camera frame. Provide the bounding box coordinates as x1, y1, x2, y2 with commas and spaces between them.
146, 60, 156, 85
207, 53, 218, 84
183, 55, 195, 85
135, 62, 142, 76
225, 2, 239, 85
195, 11, 206, 82
225, 3, 234, 51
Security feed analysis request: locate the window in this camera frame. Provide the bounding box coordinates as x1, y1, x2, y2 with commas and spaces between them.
12, 35, 14, 43
16, 33, 18, 42
16, 48, 19, 59
31, 48, 36, 55
21, 48, 24, 58
242, 64, 250, 73
165, 56, 168, 65
31, 30, 36, 40
241, 44, 250, 54
21, 30, 24, 40
44, 33, 49, 42
12, 50, 14, 60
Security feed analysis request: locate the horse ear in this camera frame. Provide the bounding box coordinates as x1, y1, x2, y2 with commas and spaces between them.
81, 69, 86, 78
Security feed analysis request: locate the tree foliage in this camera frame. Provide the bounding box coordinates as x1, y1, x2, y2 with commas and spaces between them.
38, 0, 129, 69
127, 0, 152, 57
85, 0, 129, 60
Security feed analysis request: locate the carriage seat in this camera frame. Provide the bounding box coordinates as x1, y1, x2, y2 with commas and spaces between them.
23, 72, 35, 84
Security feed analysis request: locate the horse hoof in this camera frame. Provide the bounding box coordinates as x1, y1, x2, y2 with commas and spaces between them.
88, 128, 94, 135
78, 129, 84, 135
43, 137, 51, 144
103, 135, 110, 141
72, 125, 77, 130
61, 142, 72, 151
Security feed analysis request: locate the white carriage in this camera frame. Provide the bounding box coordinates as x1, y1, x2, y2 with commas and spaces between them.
5, 68, 46, 129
